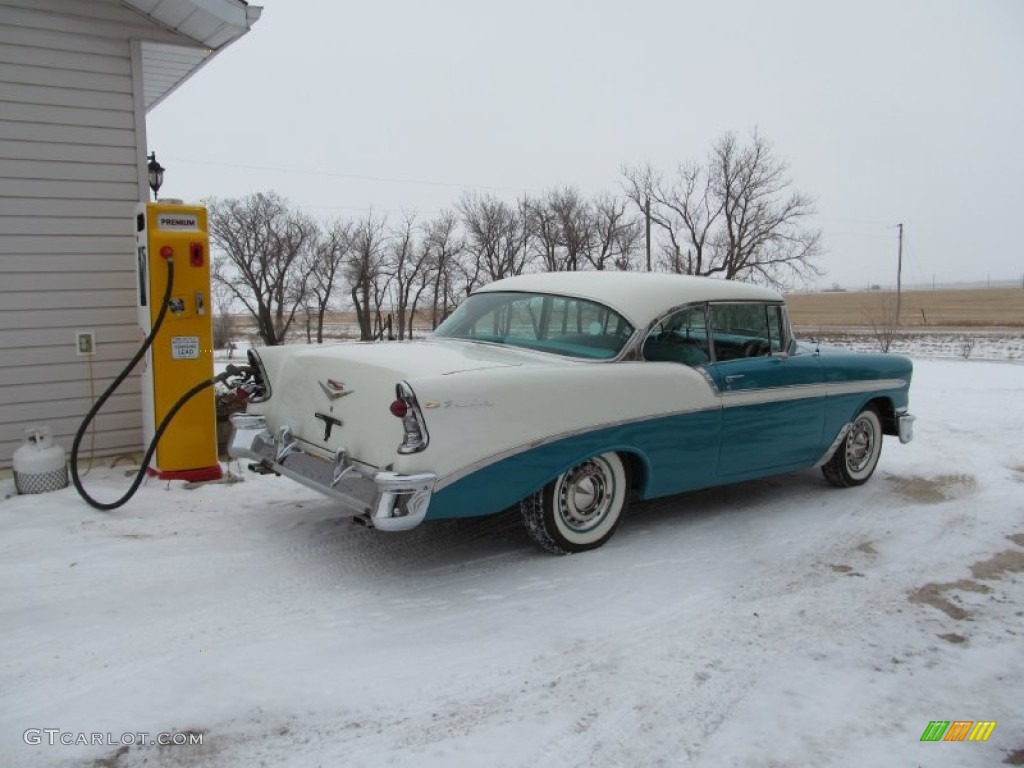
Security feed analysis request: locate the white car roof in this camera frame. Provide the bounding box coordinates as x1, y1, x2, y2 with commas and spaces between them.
476, 271, 783, 328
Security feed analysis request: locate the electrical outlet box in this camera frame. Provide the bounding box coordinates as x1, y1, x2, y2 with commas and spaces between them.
75, 331, 95, 356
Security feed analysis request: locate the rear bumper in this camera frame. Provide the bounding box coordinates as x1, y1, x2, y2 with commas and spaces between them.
228, 414, 436, 531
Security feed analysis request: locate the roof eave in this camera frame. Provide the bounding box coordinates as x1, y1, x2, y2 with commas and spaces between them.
121, 0, 262, 111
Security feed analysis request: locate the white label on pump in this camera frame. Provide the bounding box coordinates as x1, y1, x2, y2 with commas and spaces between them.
171, 336, 200, 359
156, 213, 198, 230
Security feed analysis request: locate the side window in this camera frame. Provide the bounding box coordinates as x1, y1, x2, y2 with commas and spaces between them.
709, 303, 772, 360
545, 296, 627, 340
469, 296, 541, 341
642, 305, 710, 367
766, 304, 785, 353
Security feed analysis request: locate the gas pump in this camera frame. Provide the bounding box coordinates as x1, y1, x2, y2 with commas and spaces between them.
70, 202, 257, 511
135, 201, 221, 482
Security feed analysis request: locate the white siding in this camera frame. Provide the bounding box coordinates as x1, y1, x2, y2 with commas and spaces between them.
0, 0, 198, 467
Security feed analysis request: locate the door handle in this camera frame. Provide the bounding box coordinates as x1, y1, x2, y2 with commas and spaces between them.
724, 374, 745, 385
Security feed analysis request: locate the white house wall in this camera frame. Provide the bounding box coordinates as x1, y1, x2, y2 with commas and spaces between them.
0, 0, 199, 467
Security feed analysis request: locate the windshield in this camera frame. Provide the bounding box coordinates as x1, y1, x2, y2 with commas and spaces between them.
432, 291, 634, 360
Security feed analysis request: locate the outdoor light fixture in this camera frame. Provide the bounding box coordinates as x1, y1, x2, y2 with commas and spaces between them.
147, 152, 165, 200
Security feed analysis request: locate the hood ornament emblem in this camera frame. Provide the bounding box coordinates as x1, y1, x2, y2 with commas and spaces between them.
319, 379, 354, 400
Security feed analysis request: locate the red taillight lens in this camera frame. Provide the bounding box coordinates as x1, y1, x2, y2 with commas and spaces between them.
389, 399, 409, 418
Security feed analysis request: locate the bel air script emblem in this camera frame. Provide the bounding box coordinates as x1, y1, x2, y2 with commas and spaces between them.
318, 379, 354, 401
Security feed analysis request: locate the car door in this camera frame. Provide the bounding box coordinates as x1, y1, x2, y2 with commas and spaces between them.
705, 302, 826, 476
638, 303, 723, 497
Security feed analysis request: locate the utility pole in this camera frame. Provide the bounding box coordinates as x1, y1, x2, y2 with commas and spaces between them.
644, 196, 652, 272
896, 223, 903, 322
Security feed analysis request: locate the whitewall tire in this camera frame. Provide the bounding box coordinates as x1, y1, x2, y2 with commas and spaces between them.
521, 452, 630, 554
822, 406, 884, 488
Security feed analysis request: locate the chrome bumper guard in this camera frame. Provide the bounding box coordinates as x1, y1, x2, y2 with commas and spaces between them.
897, 411, 915, 444
228, 414, 436, 532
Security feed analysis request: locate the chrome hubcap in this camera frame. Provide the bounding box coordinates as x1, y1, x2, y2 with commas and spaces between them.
558, 461, 611, 532
846, 417, 876, 473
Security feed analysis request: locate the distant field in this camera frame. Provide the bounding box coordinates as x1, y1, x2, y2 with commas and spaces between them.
224, 286, 1024, 343
785, 287, 1024, 331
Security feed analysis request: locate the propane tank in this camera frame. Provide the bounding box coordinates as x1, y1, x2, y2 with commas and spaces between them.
13, 425, 68, 495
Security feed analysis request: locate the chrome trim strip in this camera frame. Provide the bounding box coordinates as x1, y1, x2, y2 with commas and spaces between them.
719, 378, 908, 408
822, 378, 909, 396
696, 366, 720, 393
634, 300, 710, 362
433, 377, 909, 492
814, 422, 852, 467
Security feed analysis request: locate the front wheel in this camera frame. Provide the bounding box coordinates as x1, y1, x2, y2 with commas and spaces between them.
520, 452, 630, 554
822, 406, 883, 487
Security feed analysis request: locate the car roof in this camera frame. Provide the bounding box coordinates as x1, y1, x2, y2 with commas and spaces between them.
475, 271, 783, 328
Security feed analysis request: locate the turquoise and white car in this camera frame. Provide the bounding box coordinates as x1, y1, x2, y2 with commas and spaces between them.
229, 271, 915, 554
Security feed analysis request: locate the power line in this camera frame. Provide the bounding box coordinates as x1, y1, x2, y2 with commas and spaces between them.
814, 216, 895, 227
294, 203, 446, 217
163, 156, 526, 194
825, 230, 894, 239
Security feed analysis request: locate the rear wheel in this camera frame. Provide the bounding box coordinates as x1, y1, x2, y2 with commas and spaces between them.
822, 406, 883, 487
520, 452, 630, 554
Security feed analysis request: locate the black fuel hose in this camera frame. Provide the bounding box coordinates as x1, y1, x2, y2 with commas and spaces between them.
70, 257, 244, 511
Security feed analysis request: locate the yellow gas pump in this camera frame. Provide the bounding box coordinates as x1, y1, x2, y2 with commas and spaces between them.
135, 201, 221, 482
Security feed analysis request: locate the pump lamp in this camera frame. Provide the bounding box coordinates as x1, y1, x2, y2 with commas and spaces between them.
147, 152, 164, 201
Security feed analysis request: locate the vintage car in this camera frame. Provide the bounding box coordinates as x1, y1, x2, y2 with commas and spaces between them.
229, 271, 915, 554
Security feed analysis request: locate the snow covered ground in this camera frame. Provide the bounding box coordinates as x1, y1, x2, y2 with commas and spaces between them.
1, 359, 1022, 768
808, 330, 1024, 363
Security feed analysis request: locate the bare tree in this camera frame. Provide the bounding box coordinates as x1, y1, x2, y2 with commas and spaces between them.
386, 213, 415, 340
523, 187, 600, 272
209, 191, 316, 346
372, 271, 394, 340
300, 217, 351, 344
623, 130, 821, 287
550, 187, 593, 272
622, 163, 697, 273
709, 131, 821, 286
210, 280, 237, 351
589, 193, 642, 271
457, 192, 532, 285
863, 296, 901, 353
422, 210, 465, 328
346, 211, 389, 341
387, 212, 437, 340
522, 193, 564, 272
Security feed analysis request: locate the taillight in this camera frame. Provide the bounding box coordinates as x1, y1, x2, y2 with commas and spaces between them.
392, 382, 429, 454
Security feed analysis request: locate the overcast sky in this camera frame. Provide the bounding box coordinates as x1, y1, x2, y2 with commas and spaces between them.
147, 0, 1024, 290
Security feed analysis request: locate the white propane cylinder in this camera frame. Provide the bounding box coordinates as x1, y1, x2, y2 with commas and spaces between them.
13, 425, 68, 495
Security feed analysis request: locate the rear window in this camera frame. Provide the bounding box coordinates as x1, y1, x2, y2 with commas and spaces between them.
432, 291, 634, 360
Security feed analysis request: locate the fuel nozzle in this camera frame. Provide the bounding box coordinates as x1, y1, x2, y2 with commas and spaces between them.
218, 364, 264, 402
218, 363, 253, 384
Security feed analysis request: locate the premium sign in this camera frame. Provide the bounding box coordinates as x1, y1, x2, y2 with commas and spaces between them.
156, 213, 199, 230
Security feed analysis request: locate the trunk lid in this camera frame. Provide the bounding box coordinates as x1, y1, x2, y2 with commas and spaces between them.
253, 339, 566, 467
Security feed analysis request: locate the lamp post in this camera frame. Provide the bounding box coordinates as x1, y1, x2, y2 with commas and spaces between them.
147, 152, 164, 201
